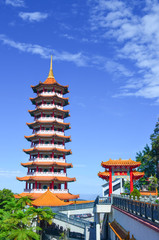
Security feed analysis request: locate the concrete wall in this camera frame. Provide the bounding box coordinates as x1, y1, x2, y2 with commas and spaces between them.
109, 207, 159, 240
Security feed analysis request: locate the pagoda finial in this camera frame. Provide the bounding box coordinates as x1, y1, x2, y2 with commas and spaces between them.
48, 55, 54, 79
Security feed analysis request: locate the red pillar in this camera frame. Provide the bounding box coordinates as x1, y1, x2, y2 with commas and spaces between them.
63, 154, 65, 160
109, 168, 112, 197
26, 182, 28, 190
64, 182, 67, 189
35, 181, 37, 190
38, 152, 40, 158
64, 167, 66, 173
52, 181, 54, 189
58, 183, 61, 189
130, 168, 133, 193
36, 166, 39, 172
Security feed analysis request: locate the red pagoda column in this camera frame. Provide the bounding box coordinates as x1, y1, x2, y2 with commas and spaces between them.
130, 167, 133, 193
109, 168, 112, 197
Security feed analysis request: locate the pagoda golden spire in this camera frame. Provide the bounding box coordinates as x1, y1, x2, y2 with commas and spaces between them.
48, 55, 54, 78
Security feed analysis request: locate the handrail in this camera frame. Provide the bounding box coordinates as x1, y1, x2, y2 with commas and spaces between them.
54, 212, 90, 229
50, 202, 94, 212
112, 195, 159, 225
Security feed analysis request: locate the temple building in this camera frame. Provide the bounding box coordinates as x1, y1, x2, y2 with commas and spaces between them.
16, 56, 79, 201
98, 158, 144, 196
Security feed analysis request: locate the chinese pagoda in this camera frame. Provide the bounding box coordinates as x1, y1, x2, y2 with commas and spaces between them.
98, 158, 144, 196
16, 56, 79, 201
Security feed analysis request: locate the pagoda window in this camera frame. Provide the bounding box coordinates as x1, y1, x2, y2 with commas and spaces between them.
44, 169, 48, 172
47, 114, 50, 117
54, 185, 57, 189
54, 169, 57, 172
46, 127, 50, 130
43, 185, 47, 189
45, 141, 49, 144
44, 155, 49, 159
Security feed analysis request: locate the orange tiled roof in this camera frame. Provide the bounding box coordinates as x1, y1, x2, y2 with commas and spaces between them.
98, 171, 110, 180
98, 171, 144, 180
32, 188, 70, 206
140, 189, 158, 196
24, 134, 71, 141
31, 82, 69, 94
27, 121, 70, 129
15, 192, 79, 200
101, 158, 141, 168
132, 171, 144, 179
30, 95, 69, 104
28, 108, 70, 115
16, 176, 76, 182
23, 147, 72, 155
21, 161, 73, 168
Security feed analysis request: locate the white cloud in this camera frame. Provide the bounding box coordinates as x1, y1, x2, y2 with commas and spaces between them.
0, 34, 88, 67
0, 34, 132, 76
5, 0, 25, 7
19, 12, 49, 22
0, 169, 21, 177
89, 0, 159, 102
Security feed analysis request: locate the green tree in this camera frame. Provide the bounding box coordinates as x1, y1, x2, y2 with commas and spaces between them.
136, 144, 155, 189
150, 119, 159, 181
0, 189, 13, 209
0, 191, 55, 240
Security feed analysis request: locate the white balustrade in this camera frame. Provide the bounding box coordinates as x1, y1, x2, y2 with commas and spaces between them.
36, 144, 64, 149
27, 172, 66, 177
40, 104, 63, 110
24, 189, 68, 193
36, 130, 64, 136
40, 92, 63, 98
37, 117, 64, 123
29, 157, 65, 162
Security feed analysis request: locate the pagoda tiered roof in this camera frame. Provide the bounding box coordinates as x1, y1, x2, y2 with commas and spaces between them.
23, 147, 72, 155
21, 162, 73, 168
16, 176, 76, 182
31, 77, 69, 95
28, 108, 70, 117
15, 192, 79, 200
32, 188, 70, 206
101, 158, 141, 169
30, 95, 69, 106
27, 121, 70, 130
25, 134, 71, 142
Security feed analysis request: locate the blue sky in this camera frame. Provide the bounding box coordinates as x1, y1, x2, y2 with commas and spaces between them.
0, 0, 159, 199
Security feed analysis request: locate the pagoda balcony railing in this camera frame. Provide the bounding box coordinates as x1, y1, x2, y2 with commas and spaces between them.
36, 130, 64, 136
40, 92, 63, 98
37, 117, 64, 123
29, 157, 65, 162
27, 172, 66, 176
24, 189, 68, 193
40, 104, 63, 110
35, 143, 65, 149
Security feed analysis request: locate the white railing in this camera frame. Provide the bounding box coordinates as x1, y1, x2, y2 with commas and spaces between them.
36, 130, 64, 136
27, 172, 66, 177
29, 157, 65, 162
40, 104, 63, 110
37, 117, 64, 123
40, 92, 63, 98
35, 144, 64, 149
24, 189, 68, 193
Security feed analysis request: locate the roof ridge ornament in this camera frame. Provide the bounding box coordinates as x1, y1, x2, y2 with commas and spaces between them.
48, 55, 54, 79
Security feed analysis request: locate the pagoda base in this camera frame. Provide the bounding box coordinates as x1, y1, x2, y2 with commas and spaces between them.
15, 192, 79, 201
